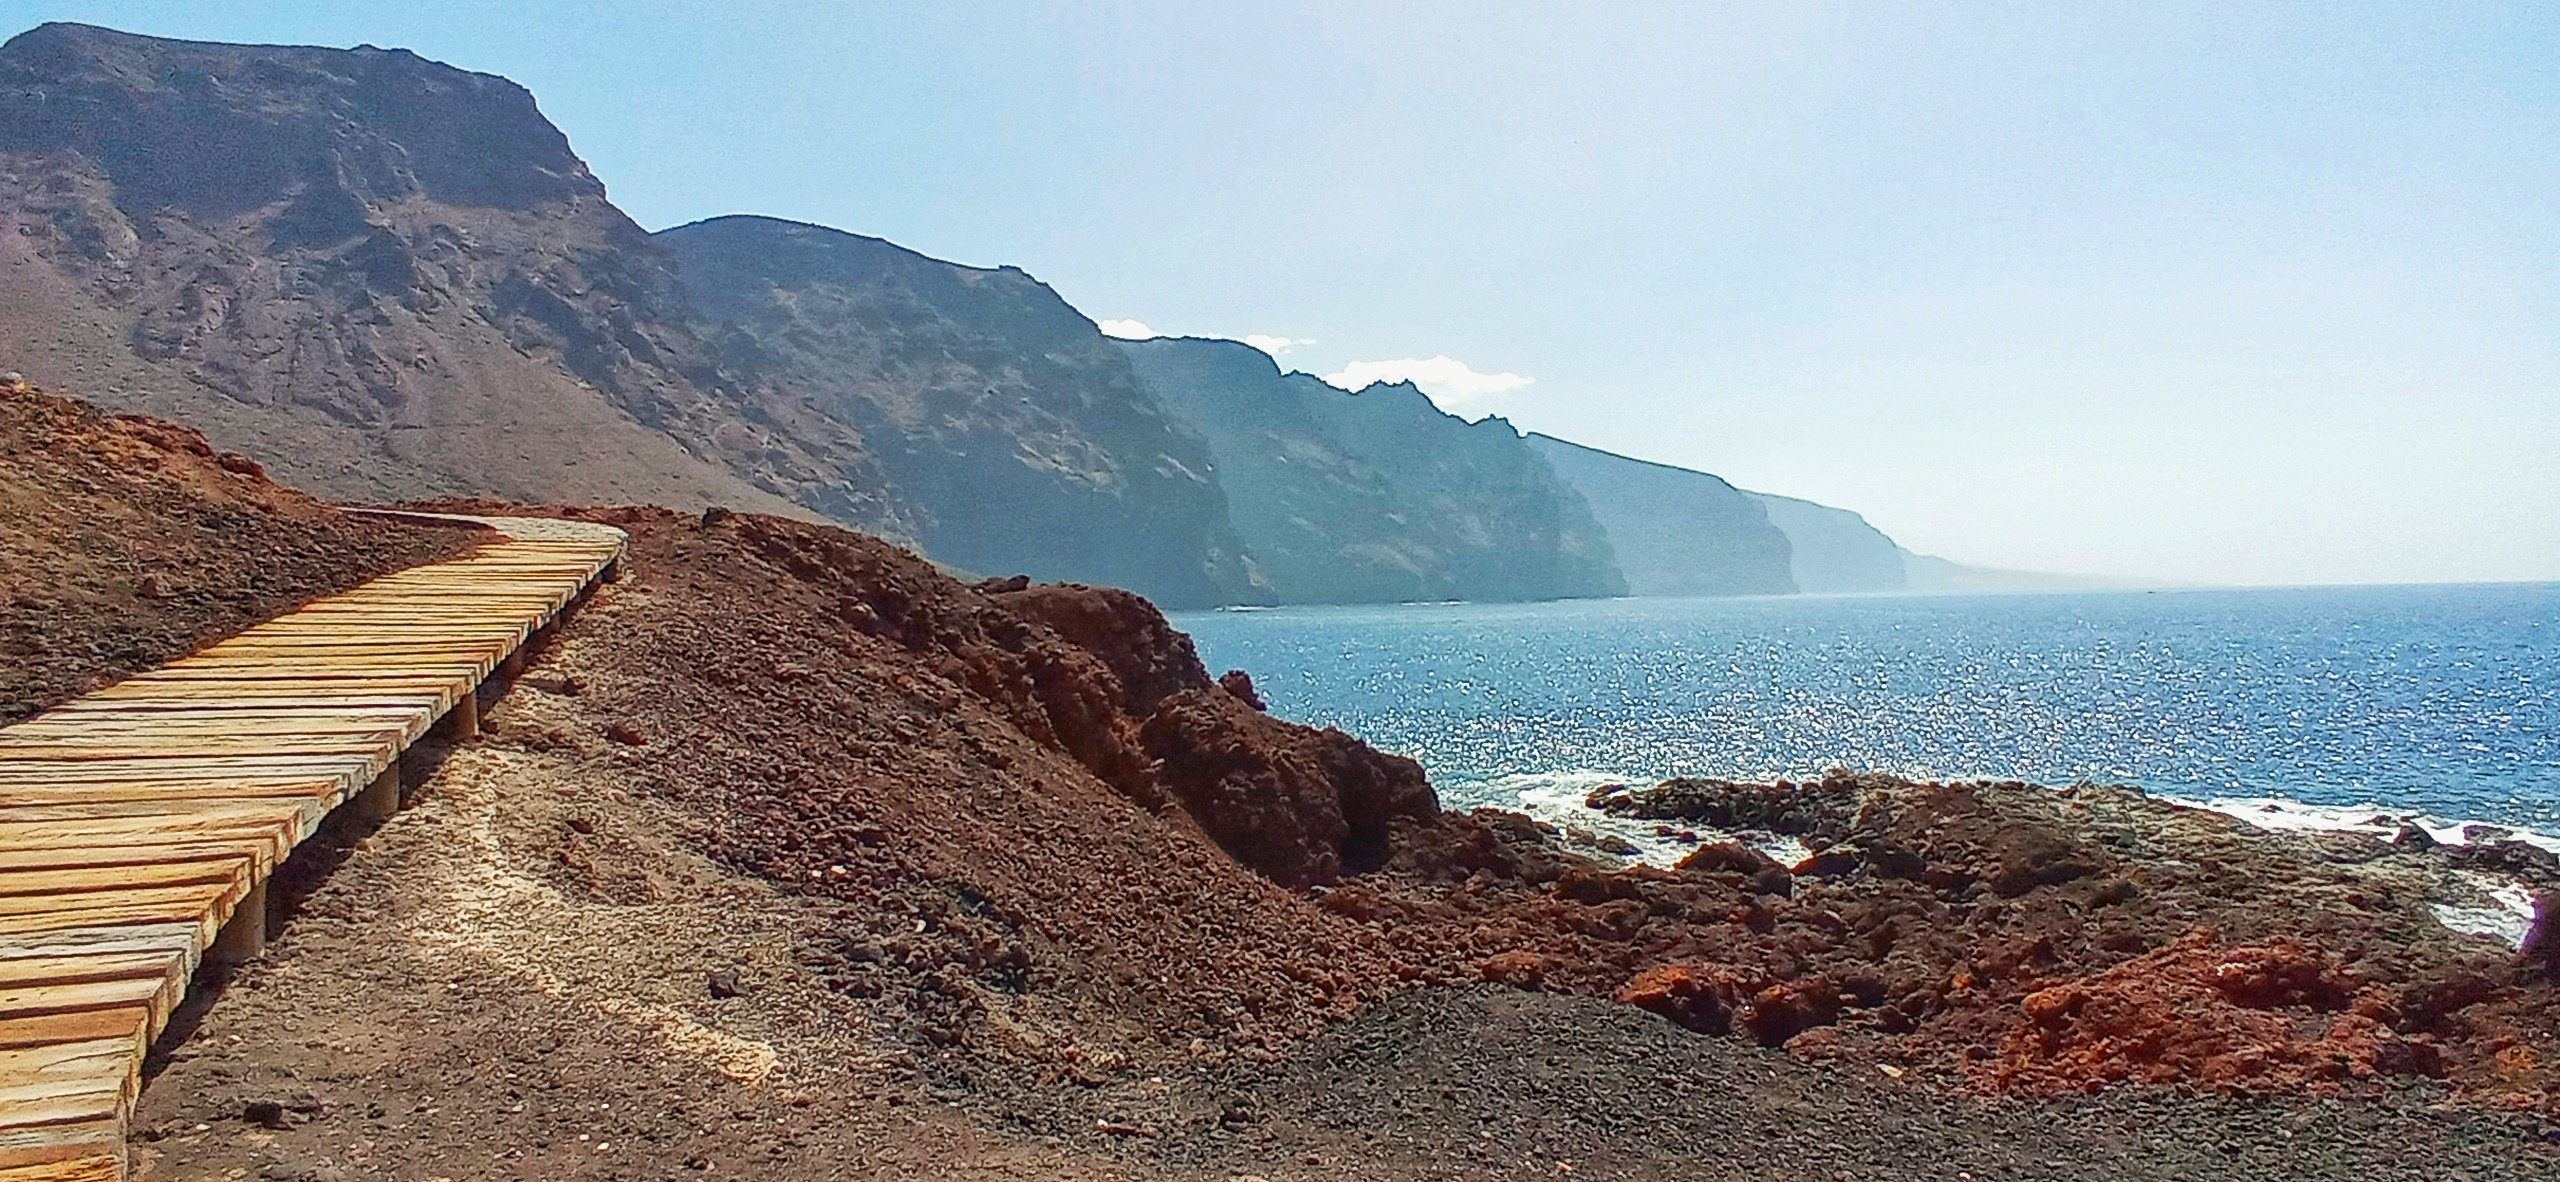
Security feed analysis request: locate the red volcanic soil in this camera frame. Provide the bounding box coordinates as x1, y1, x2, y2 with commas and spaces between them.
0, 377, 476, 720
395, 500, 1442, 1062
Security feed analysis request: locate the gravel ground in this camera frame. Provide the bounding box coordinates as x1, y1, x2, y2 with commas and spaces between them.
1153, 986, 2560, 1181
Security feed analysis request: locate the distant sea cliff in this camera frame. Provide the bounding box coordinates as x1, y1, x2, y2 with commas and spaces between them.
0, 20, 2030, 607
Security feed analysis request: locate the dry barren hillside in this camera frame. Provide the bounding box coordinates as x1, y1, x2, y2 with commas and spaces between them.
0, 376, 472, 720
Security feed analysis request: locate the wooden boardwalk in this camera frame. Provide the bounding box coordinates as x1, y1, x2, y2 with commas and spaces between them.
0, 515, 626, 1182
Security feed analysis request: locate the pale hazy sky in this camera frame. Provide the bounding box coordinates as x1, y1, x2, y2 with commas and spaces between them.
10, 1, 2557, 585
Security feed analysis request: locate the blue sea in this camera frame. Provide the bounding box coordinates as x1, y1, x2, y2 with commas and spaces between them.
1172, 583, 2560, 839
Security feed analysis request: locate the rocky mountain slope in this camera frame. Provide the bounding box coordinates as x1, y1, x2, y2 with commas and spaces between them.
0, 22, 809, 517
658, 216, 1259, 606
1525, 433, 1796, 597
0, 21, 2043, 608
1122, 336, 1622, 603
0, 22, 1256, 606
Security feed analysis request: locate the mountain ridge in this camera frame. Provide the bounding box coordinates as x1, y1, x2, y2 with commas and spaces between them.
1121, 335, 1623, 604
0, 21, 2041, 606
1523, 432, 1797, 597
0, 22, 1259, 606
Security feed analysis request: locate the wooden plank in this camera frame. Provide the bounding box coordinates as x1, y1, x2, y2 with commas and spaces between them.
0, 1037, 137, 1119
0, 812, 315, 850
0, 840, 275, 875
0, 517, 626, 1182
0, 1079, 123, 1133
0, 780, 343, 808
15, 712, 429, 732
0, 738, 401, 761
0, 1155, 125, 1182
0, 901, 225, 947
0, 977, 163, 1018
0, 1009, 149, 1057
82, 680, 453, 698
0, 755, 378, 782
0, 952, 176, 991
0, 923, 201, 964
0, 880, 242, 925
0, 797, 340, 824
0, 723, 425, 748
0, 1116, 125, 1176
0, 860, 251, 900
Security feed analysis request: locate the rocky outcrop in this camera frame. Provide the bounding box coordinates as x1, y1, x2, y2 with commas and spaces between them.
1989, 932, 2438, 1093
1120, 336, 1624, 604
1524, 434, 1795, 597
1137, 686, 1437, 886
988, 575, 1439, 884
1353, 771, 2560, 1108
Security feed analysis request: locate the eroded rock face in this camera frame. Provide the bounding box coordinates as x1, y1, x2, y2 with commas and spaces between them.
1525, 432, 1796, 597
659, 217, 1264, 607
1117, 335, 1626, 605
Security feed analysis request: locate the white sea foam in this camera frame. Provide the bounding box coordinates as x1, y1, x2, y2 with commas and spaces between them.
2166, 794, 2553, 951
2430, 875, 2537, 950
1461, 774, 2552, 951
1458, 770, 1810, 870
2171, 793, 2560, 855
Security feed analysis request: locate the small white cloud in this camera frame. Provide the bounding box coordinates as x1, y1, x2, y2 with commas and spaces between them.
1321, 355, 1533, 407
1241, 334, 1309, 356
1100, 320, 1313, 356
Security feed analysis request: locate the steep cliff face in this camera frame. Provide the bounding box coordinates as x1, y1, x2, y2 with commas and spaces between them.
658, 217, 1262, 607
0, 22, 817, 516
0, 24, 1261, 608
1747, 491, 1909, 593
1120, 336, 1624, 604
1524, 434, 1795, 597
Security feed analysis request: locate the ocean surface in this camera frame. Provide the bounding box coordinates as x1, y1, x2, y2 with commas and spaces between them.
1171, 582, 2560, 840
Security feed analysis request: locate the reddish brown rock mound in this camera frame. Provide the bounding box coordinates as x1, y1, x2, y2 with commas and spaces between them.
401, 500, 1441, 1063
0, 378, 475, 720
1987, 932, 2437, 1094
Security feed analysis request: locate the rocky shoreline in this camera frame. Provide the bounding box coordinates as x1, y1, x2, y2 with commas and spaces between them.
1368, 770, 2560, 1106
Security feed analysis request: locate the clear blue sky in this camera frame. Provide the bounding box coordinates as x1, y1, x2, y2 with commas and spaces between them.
7, 2, 2556, 585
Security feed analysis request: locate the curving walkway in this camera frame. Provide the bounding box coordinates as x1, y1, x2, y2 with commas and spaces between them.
0, 515, 626, 1182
